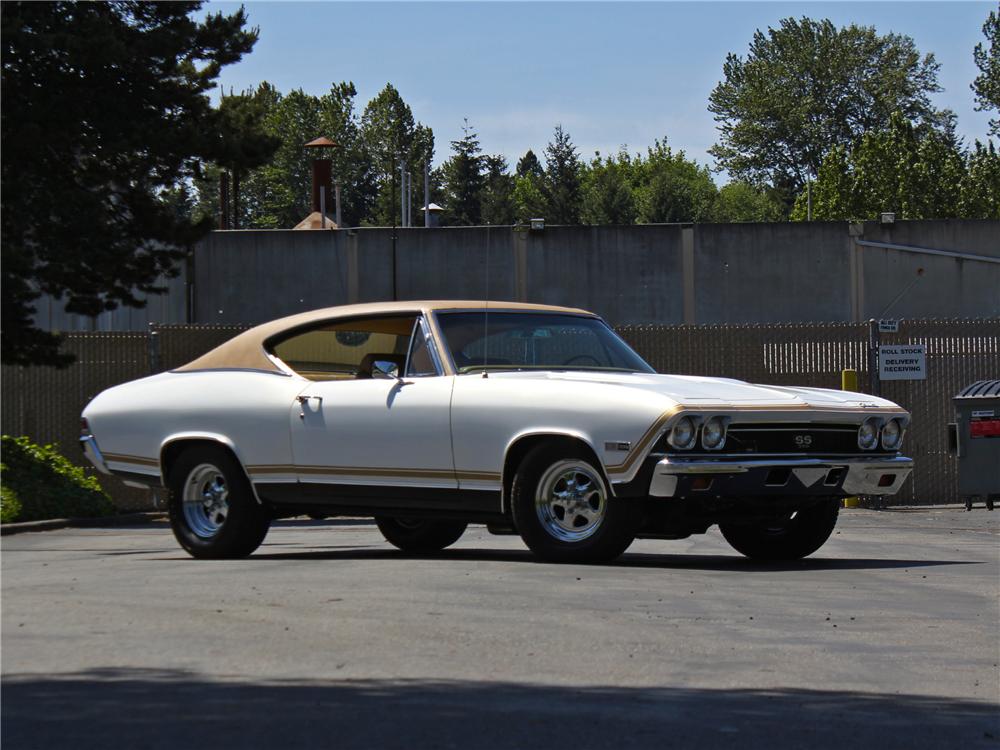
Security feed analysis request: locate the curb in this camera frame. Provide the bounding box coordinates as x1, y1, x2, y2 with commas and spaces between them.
1, 511, 167, 536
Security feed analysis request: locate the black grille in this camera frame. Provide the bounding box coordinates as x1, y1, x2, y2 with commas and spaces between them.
663, 422, 894, 456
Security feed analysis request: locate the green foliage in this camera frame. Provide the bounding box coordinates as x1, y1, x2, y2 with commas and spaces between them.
634, 140, 718, 223
516, 150, 545, 179
1, 1, 274, 367
360, 84, 435, 226
480, 155, 517, 225
709, 16, 946, 200
199, 82, 377, 229
1, 482, 21, 524
513, 174, 548, 222
0, 436, 114, 523
712, 181, 788, 222
542, 125, 583, 224
581, 150, 637, 225
973, 4, 1000, 137
791, 113, 998, 220
440, 119, 485, 226
959, 140, 1000, 219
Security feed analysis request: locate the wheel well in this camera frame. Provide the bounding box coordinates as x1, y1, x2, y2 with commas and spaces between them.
160, 439, 252, 494
502, 434, 609, 513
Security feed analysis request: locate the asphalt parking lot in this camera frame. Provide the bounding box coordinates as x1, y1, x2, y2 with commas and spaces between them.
2, 508, 998, 749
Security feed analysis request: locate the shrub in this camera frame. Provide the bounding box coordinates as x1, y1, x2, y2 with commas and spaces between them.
1, 482, 22, 523
0, 435, 114, 523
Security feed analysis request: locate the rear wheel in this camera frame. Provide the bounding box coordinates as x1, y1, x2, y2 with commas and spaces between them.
511, 445, 640, 563
167, 445, 270, 559
719, 499, 840, 561
375, 517, 467, 553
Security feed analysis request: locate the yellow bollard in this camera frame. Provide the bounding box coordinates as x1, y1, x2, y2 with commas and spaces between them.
841, 368, 860, 508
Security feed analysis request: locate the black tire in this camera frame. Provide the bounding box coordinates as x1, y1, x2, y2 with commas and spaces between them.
719, 499, 840, 561
510, 444, 640, 563
375, 517, 467, 553
167, 445, 271, 559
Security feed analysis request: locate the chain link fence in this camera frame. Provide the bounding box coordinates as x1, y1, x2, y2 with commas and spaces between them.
3, 319, 997, 510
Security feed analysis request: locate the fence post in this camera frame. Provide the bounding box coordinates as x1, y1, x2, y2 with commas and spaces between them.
867, 319, 881, 396
148, 324, 162, 374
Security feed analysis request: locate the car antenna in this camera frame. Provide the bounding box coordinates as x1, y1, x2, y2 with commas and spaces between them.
482, 222, 490, 378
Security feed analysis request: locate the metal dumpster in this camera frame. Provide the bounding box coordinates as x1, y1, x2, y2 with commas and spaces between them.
949, 379, 1000, 510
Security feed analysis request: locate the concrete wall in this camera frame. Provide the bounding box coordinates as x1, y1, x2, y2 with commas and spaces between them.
35, 220, 1000, 329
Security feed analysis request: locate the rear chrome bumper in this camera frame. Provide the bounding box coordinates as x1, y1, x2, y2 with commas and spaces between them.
80, 435, 112, 475
648, 455, 913, 498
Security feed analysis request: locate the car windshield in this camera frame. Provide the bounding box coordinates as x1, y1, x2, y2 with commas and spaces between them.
436, 312, 655, 374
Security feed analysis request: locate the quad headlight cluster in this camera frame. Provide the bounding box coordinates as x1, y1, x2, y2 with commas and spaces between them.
667, 415, 729, 451
858, 417, 905, 451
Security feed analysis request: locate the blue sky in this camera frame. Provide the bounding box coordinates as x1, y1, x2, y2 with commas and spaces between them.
207, 2, 996, 176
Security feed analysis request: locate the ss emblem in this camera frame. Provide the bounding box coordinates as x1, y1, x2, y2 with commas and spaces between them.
794, 435, 813, 448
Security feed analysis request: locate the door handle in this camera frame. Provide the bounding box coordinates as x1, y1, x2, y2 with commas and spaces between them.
297, 394, 322, 419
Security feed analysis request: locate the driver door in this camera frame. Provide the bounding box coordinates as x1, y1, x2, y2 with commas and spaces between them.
283, 315, 457, 495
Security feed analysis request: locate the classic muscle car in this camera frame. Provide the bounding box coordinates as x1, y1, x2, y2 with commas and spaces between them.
80, 301, 913, 563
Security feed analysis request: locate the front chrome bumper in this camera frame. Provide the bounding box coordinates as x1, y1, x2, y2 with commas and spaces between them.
80, 435, 112, 475
648, 455, 913, 498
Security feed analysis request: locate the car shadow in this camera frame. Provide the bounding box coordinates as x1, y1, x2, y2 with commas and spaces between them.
235, 545, 978, 572
2, 668, 996, 750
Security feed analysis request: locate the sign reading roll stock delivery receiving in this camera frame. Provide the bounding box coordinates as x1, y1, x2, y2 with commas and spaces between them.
879, 344, 927, 380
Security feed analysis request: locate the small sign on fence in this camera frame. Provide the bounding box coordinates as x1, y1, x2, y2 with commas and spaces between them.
879, 344, 927, 380
878, 319, 899, 333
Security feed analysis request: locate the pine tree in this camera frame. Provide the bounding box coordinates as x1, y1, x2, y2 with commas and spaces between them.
439, 119, 485, 226
1, 1, 274, 365
543, 125, 583, 224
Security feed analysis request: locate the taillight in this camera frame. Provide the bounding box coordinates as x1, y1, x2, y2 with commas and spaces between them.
80, 417, 90, 436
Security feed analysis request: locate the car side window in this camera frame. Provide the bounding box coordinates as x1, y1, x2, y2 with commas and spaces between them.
404, 318, 441, 377
270, 315, 417, 381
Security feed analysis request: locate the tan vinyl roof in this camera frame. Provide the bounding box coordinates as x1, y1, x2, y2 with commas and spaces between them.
174, 300, 595, 373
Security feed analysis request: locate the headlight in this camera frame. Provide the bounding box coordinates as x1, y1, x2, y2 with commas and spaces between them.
701, 416, 727, 450
858, 418, 879, 450
668, 416, 697, 450
881, 418, 903, 450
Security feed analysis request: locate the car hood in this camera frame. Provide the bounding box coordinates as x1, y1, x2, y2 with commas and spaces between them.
486, 370, 903, 410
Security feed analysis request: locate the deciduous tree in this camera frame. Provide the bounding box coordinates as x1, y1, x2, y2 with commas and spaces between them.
972, 3, 1000, 137
709, 17, 946, 200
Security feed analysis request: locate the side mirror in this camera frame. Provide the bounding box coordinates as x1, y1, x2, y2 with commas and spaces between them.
372, 360, 400, 380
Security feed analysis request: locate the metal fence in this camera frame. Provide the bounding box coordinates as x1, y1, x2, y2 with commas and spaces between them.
2, 319, 997, 510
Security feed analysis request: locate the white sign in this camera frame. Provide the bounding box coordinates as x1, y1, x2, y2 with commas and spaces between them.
879, 344, 926, 381
878, 319, 899, 333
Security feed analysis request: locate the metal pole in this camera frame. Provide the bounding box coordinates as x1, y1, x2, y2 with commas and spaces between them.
320, 186, 326, 229
406, 172, 412, 227
424, 160, 430, 228
400, 160, 407, 229
391, 154, 398, 300
867, 318, 881, 397
335, 181, 342, 227
807, 178, 812, 221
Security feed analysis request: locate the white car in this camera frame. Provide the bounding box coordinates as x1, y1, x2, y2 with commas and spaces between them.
81, 301, 913, 563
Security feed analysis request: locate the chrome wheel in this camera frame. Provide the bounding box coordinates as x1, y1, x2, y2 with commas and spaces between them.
534, 460, 607, 542
182, 463, 229, 539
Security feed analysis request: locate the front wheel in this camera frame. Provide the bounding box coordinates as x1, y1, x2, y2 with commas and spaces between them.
719, 499, 840, 561
375, 517, 467, 553
167, 445, 271, 559
511, 445, 640, 563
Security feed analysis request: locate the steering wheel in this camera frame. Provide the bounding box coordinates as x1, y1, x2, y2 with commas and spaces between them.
561, 354, 602, 367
